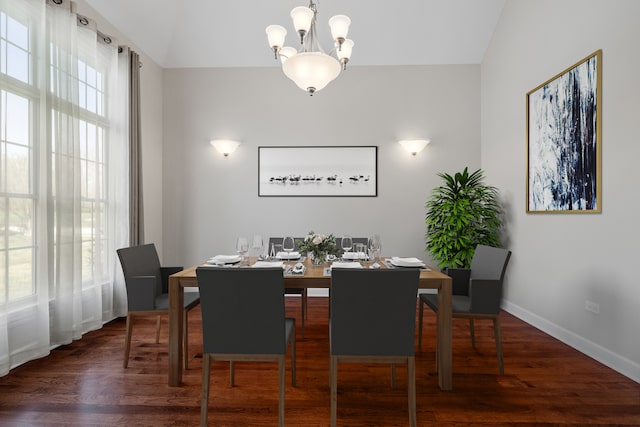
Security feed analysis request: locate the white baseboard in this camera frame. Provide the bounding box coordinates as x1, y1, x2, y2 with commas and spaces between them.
503, 300, 640, 383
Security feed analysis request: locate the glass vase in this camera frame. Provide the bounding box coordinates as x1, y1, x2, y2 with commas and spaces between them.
311, 251, 327, 265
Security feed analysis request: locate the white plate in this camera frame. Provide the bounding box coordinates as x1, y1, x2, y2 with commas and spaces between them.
207, 254, 242, 265
276, 251, 301, 260
330, 261, 363, 269
342, 251, 368, 260
251, 261, 284, 268
390, 257, 425, 268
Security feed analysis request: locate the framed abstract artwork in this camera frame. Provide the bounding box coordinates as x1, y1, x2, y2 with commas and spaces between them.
258, 146, 378, 197
526, 49, 602, 213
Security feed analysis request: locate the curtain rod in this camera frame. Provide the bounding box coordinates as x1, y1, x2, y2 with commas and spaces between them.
48, 0, 142, 68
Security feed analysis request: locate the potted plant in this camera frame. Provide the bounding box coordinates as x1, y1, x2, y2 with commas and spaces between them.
425, 167, 502, 269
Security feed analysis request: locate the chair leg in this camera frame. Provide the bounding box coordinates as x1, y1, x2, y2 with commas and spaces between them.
434, 316, 439, 372
391, 364, 396, 388
278, 356, 285, 427
123, 314, 133, 368
291, 322, 297, 386
408, 356, 417, 427
494, 316, 504, 374
303, 288, 308, 318
301, 291, 306, 339
183, 311, 189, 370
417, 298, 424, 347
330, 356, 338, 427
469, 318, 476, 348
230, 361, 235, 386
155, 315, 161, 343
200, 354, 211, 427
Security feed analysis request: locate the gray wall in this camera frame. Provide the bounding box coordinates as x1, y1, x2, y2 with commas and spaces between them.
162, 65, 481, 275
482, 0, 640, 381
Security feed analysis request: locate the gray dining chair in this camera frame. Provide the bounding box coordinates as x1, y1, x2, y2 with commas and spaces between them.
196, 267, 296, 427
418, 244, 512, 374
117, 243, 200, 369
268, 237, 307, 337
330, 268, 420, 427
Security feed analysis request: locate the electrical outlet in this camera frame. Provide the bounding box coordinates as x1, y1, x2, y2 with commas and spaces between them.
585, 300, 600, 314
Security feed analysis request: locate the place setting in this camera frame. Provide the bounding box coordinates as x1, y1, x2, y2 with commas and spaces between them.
383, 257, 430, 270
202, 254, 243, 267
202, 235, 259, 267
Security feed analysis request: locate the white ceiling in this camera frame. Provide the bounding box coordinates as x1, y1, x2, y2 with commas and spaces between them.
85, 0, 506, 69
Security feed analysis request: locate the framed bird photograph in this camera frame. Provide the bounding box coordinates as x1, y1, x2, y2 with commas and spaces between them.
258, 146, 378, 197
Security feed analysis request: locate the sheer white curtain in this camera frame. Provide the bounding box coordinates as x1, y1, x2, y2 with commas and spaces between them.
0, 0, 129, 375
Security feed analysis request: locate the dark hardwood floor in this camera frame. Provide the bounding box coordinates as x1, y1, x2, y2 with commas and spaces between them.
0, 297, 638, 426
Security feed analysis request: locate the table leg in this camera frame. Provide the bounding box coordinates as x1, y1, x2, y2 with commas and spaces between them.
437, 278, 453, 390
169, 275, 184, 386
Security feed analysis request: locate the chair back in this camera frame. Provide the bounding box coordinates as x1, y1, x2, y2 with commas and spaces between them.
470, 245, 512, 282
268, 237, 305, 252
330, 268, 420, 357
196, 267, 287, 355
468, 245, 512, 314
117, 243, 163, 297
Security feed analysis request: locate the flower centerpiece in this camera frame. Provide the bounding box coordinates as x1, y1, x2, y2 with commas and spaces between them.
298, 231, 341, 265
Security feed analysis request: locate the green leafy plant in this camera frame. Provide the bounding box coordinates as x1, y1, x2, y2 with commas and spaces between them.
425, 167, 502, 269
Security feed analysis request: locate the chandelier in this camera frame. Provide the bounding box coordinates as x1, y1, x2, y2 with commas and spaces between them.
265, 1, 353, 95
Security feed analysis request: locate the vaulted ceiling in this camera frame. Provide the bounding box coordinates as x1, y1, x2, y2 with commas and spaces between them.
85, 0, 506, 69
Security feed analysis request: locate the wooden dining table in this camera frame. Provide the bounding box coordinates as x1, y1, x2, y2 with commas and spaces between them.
167, 257, 453, 390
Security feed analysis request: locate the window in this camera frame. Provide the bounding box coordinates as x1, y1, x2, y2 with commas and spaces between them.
1, 7, 112, 303
1, 0, 127, 376
0, 11, 36, 304
49, 54, 109, 288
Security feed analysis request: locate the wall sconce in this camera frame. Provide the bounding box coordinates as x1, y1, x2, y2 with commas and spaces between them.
398, 139, 430, 156
210, 139, 240, 157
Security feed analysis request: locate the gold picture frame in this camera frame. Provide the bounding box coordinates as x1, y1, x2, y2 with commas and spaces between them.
526, 49, 602, 213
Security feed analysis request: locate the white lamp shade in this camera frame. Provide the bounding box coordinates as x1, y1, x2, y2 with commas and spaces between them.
265, 25, 287, 49
399, 139, 431, 155
282, 51, 341, 93
328, 15, 351, 40
210, 139, 241, 156
279, 46, 298, 64
337, 39, 354, 60
290, 6, 314, 34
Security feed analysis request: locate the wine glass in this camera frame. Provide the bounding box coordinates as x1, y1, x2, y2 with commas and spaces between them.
341, 235, 353, 260
236, 236, 249, 264
368, 234, 381, 261
269, 242, 282, 259
282, 236, 295, 260
252, 235, 264, 258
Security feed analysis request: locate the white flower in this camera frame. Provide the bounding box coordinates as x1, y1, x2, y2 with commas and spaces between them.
312, 235, 323, 245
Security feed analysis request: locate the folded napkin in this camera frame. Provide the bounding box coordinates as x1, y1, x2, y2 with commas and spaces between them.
207, 254, 242, 265
390, 257, 425, 268
342, 251, 368, 260
276, 251, 300, 260
330, 261, 363, 269
252, 261, 284, 268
